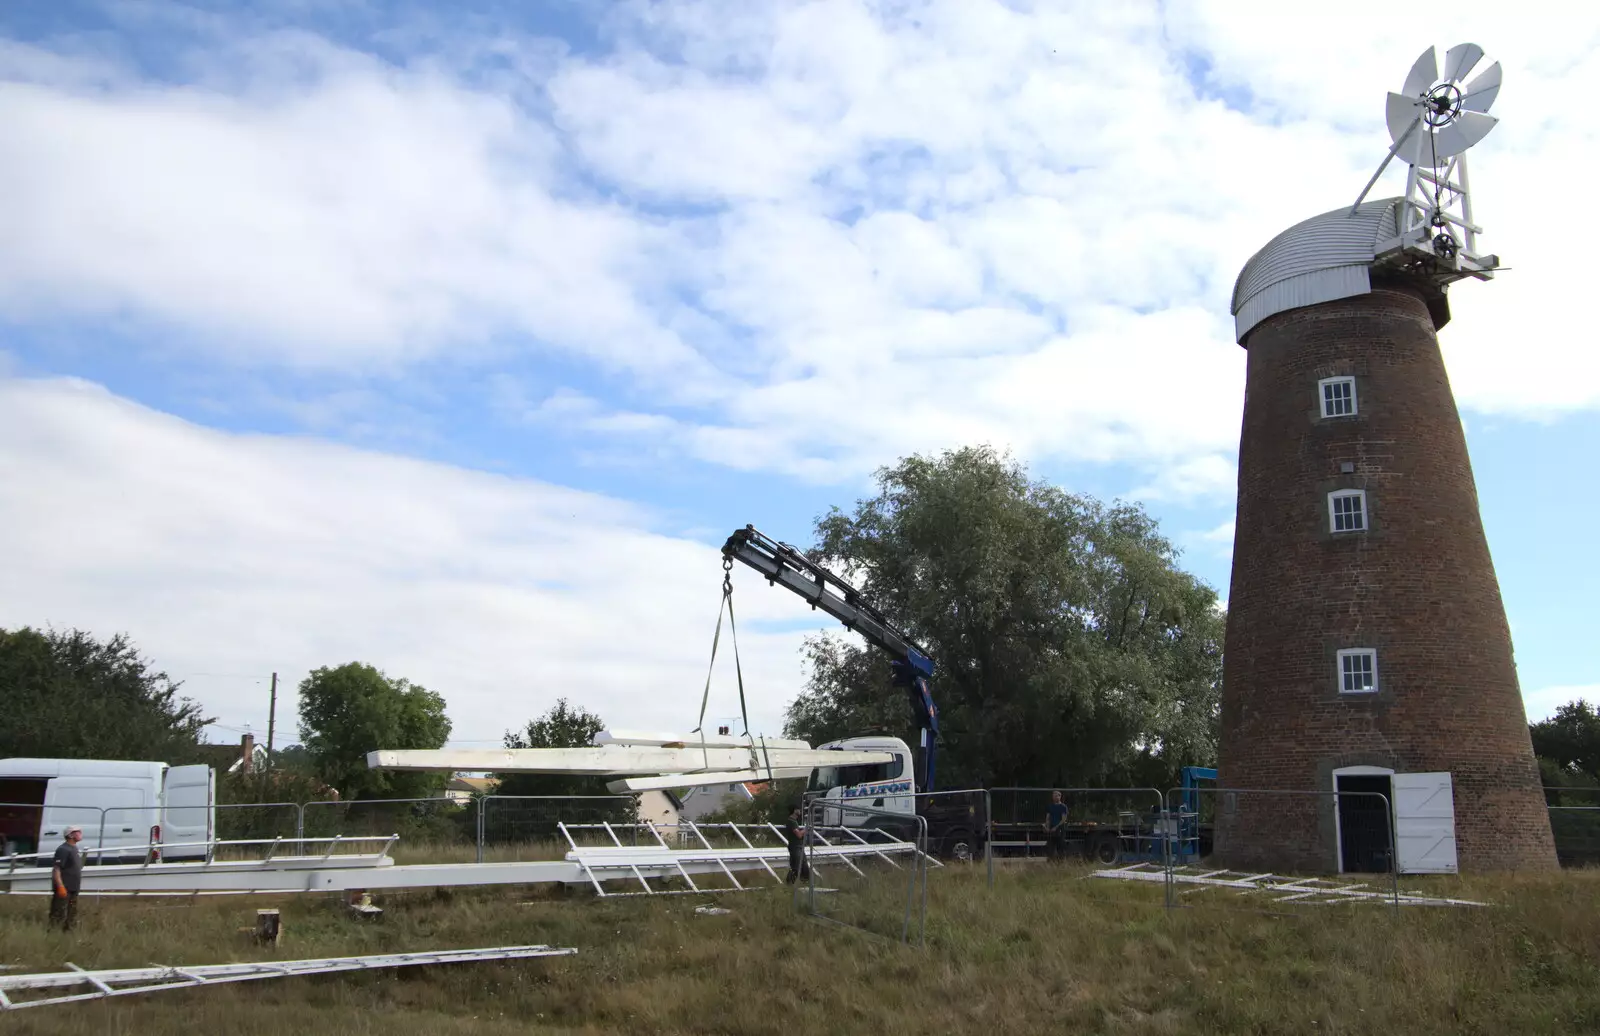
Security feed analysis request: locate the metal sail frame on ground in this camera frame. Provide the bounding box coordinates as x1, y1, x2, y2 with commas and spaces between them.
0, 821, 931, 897
559, 819, 933, 897
0, 945, 578, 1012
1094, 862, 1488, 908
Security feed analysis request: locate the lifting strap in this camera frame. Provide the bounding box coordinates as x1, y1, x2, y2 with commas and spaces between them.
692, 558, 774, 782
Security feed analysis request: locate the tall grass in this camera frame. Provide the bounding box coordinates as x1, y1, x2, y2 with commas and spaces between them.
1, 863, 1597, 1033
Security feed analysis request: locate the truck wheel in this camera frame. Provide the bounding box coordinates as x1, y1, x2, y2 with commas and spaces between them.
1090, 833, 1121, 865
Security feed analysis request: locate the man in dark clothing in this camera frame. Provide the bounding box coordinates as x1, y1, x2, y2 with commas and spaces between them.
1045, 791, 1069, 862
783, 806, 810, 884
49, 825, 84, 931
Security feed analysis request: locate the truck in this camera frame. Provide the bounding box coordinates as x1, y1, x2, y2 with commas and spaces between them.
0, 758, 216, 864
723, 524, 1216, 864
802, 735, 1215, 864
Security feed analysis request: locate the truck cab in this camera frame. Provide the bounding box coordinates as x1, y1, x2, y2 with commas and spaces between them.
807, 736, 917, 820
0, 758, 215, 864
805, 737, 983, 860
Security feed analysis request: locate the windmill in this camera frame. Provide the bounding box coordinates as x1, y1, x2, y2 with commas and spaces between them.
1351, 44, 1503, 277
1215, 42, 1558, 875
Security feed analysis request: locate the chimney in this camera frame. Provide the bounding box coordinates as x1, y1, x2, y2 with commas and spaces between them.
240, 733, 255, 774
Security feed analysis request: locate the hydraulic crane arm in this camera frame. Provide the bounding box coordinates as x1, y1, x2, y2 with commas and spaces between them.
721, 525, 941, 791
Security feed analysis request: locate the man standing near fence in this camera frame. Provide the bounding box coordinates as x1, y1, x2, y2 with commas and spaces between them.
49, 825, 84, 931
1045, 791, 1069, 862
784, 805, 809, 884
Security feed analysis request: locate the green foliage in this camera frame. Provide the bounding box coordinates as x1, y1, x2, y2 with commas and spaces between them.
1532, 700, 1600, 805
783, 445, 1225, 790
295, 662, 452, 800
497, 698, 613, 798
268, 743, 317, 775
0, 626, 211, 761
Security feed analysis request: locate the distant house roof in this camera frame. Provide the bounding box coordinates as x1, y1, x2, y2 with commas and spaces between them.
194, 740, 267, 774
447, 776, 499, 794
193, 744, 242, 771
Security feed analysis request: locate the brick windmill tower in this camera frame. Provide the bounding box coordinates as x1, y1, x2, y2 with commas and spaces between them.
1214, 44, 1557, 874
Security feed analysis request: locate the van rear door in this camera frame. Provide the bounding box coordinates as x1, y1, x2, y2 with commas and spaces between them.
161, 765, 214, 860
41, 779, 153, 861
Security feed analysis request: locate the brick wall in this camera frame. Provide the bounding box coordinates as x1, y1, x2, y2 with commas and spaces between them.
1214, 284, 1557, 872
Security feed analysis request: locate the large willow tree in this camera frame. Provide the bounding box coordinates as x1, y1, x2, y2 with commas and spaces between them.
783, 446, 1225, 790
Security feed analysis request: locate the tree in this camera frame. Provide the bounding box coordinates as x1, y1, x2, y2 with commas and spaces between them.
295, 663, 452, 800
783, 446, 1225, 790
1531, 700, 1600, 802
0, 626, 211, 761
497, 699, 611, 798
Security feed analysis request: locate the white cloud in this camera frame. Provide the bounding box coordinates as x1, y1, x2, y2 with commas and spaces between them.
1524, 685, 1600, 724
1133, 453, 1239, 506
0, 1, 1596, 494
0, 376, 838, 745
1178, 518, 1235, 563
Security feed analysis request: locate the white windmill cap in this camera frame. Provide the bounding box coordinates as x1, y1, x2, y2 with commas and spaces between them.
1230, 198, 1449, 345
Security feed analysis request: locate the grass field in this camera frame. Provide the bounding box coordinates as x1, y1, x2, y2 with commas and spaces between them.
2, 861, 1598, 1034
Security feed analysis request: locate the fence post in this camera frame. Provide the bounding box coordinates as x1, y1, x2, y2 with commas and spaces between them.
476, 795, 486, 864
983, 789, 994, 889
1386, 792, 1400, 916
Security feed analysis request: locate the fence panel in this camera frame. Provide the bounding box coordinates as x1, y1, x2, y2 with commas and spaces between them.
480, 795, 637, 862
1159, 786, 1405, 917
212, 802, 302, 845
103, 801, 303, 861
301, 797, 475, 859
0, 801, 106, 865
800, 798, 928, 947
1548, 806, 1600, 868
987, 786, 1165, 867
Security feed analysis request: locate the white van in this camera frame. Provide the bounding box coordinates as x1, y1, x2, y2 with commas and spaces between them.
0, 758, 215, 863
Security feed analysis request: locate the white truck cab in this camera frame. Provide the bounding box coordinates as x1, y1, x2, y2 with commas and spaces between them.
0, 758, 215, 863
806, 736, 918, 827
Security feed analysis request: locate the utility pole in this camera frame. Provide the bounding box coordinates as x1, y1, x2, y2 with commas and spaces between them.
266, 672, 278, 768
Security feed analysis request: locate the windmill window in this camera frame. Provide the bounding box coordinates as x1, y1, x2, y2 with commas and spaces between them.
1328, 490, 1367, 533
1337, 649, 1378, 694
1319, 377, 1357, 418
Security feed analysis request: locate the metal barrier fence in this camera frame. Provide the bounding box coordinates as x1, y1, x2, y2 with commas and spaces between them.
478, 795, 636, 863
1548, 806, 1600, 868
21, 786, 1594, 885
1155, 786, 1402, 916
302, 797, 472, 849
800, 797, 929, 947
987, 786, 1165, 866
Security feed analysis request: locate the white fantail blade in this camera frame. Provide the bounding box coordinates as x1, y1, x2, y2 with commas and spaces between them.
593, 729, 811, 751
1431, 110, 1498, 160
1442, 43, 1484, 85
1461, 61, 1502, 113
1386, 91, 1423, 146
1402, 46, 1438, 97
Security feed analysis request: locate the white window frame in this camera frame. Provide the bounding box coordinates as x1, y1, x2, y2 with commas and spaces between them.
1318, 376, 1357, 418
1336, 648, 1379, 695
1328, 489, 1367, 533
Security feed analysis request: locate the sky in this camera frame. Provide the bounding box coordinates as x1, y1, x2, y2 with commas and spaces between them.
1, 1, 1596, 755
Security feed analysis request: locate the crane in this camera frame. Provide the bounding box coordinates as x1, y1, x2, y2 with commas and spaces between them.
720, 525, 942, 792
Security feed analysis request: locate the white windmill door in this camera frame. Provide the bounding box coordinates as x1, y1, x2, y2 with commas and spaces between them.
1392, 772, 1458, 874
